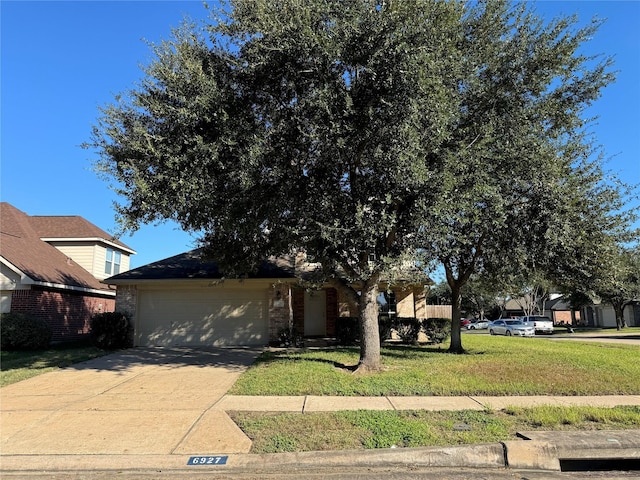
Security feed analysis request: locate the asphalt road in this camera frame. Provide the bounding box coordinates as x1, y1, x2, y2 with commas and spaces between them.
3, 465, 639, 480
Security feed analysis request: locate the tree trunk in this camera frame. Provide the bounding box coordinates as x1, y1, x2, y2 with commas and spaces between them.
448, 283, 464, 354
356, 279, 382, 373
613, 300, 627, 330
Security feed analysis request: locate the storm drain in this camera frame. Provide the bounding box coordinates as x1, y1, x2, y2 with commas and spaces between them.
560, 458, 640, 472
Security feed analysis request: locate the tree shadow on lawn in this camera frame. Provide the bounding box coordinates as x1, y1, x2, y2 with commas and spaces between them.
254, 347, 361, 371
254, 345, 489, 374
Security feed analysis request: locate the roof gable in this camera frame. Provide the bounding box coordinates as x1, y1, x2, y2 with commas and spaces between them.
30, 214, 133, 252
0, 203, 116, 292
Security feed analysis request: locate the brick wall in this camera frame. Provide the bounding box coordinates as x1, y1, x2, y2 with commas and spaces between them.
115, 285, 137, 319
268, 285, 293, 344
10, 287, 115, 343
414, 287, 426, 318
337, 288, 357, 317
292, 288, 305, 335
395, 288, 415, 317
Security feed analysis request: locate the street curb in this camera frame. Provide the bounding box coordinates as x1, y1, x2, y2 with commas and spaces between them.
2, 431, 639, 475
0, 444, 507, 474
502, 440, 560, 471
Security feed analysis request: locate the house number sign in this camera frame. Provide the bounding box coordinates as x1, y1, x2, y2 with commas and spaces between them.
187, 455, 228, 465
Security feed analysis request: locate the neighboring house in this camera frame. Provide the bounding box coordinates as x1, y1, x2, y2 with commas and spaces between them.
581, 301, 640, 328
106, 249, 429, 347
503, 295, 582, 324
503, 293, 640, 328
545, 295, 582, 325
0, 203, 136, 342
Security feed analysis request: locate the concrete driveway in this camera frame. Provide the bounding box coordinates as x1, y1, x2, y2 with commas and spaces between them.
0, 347, 261, 455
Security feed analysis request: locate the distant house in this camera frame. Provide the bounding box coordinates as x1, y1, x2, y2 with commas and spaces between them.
503, 295, 582, 324
106, 249, 429, 347
581, 301, 640, 328
0, 203, 136, 343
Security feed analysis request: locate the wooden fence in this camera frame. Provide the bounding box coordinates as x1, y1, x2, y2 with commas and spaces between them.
425, 305, 452, 320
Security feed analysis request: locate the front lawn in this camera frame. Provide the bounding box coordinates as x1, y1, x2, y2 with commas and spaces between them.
229, 335, 640, 396
0, 345, 108, 387
230, 405, 640, 453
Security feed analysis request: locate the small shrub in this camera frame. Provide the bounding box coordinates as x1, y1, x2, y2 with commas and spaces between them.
422, 318, 451, 344
90, 312, 132, 350
393, 317, 421, 344
276, 326, 304, 348
336, 317, 359, 346
336, 316, 396, 346
0, 313, 52, 350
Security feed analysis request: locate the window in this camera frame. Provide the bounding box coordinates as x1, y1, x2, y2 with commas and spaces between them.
105, 248, 122, 275
377, 291, 397, 318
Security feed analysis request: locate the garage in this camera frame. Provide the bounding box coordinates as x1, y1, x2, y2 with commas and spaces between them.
136, 285, 268, 347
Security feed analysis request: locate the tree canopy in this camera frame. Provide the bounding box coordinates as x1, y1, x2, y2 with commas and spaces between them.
89, 0, 635, 367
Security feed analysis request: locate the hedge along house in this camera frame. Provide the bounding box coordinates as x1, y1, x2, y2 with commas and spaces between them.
106, 249, 430, 347
0, 203, 136, 342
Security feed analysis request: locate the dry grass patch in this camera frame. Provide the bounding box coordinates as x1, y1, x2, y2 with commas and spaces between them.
230, 406, 640, 454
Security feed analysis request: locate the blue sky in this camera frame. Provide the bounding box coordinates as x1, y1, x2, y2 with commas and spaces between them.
2, 1, 639, 269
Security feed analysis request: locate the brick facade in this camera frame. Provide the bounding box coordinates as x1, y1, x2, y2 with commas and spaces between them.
10, 286, 115, 343
268, 284, 293, 343
292, 288, 305, 335
114, 285, 137, 319
337, 288, 358, 317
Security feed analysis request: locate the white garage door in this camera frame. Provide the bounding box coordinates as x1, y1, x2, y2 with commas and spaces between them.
137, 287, 268, 347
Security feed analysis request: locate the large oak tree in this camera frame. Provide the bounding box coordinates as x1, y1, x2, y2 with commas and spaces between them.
89, 0, 634, 367
418, 2, 636, 352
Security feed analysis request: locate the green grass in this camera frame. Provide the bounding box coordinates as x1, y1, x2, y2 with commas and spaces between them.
0, 345, 109, 386
230, 405, 640, 453
229, 335, 640, 396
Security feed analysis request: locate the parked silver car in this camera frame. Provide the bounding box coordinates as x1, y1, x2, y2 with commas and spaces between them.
489, 319, 535, 337
466, 319, 489, 330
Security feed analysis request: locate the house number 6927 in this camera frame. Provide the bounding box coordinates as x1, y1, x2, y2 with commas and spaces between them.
187, 455, 228, 465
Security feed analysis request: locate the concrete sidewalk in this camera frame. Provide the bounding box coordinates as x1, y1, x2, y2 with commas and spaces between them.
218, 393, 640, 412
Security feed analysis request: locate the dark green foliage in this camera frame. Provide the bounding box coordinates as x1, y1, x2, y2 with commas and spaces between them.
336, 317, 360, 346
89, 0, 634, 363
422, 318, 451, 345
336, 316, 394, 346
393, 317, 422, 345
276, 327, 304, 348
90, 312, 132, 350
0, 313, 52, 351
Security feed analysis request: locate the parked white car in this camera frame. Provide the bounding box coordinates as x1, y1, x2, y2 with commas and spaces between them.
489, 319, 535, 337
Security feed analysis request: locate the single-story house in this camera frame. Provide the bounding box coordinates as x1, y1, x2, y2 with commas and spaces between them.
106, 249, 429, 347
581, 301, 640, 328
0, 202, 136, 342
501, 293, 639, 327
545, 295, 582, 325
